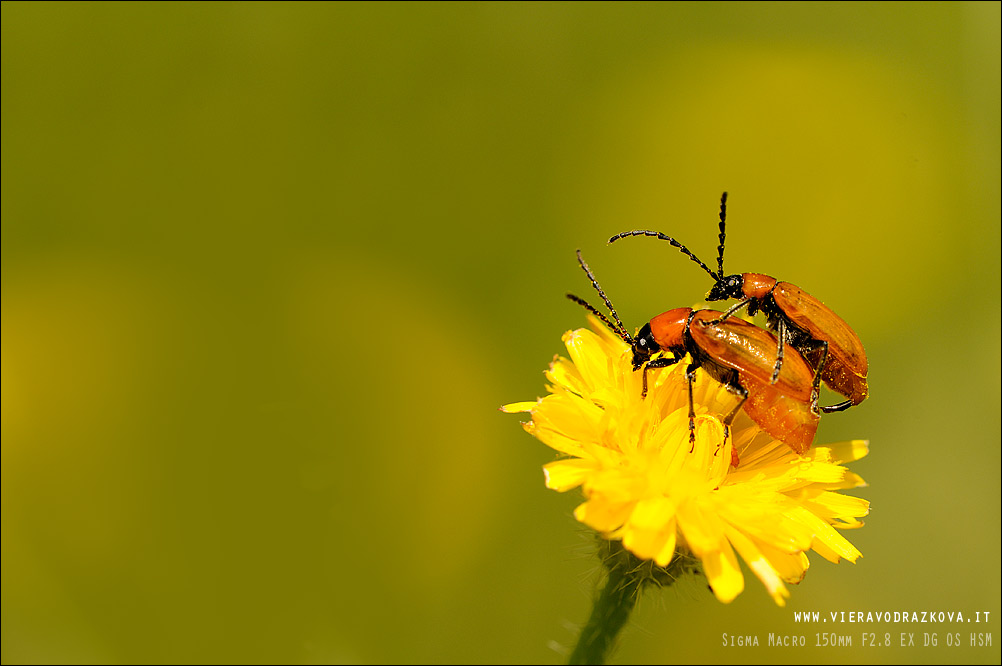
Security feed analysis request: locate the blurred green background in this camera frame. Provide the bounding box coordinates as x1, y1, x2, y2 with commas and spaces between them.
3, 2, 999, 664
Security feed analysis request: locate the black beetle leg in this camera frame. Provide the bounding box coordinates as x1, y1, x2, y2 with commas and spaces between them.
717, 382, 749, 456
684, 363, 701, 451
706, 298, 752, 326
641, 354, 682, 399
770, 318, 786, 385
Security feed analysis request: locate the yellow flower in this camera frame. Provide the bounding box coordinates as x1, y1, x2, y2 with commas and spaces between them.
503, 316, 869, 606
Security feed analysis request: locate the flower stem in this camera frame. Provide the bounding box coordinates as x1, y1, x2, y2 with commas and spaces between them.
568, 543, 643, 665
568, 539, 698, 665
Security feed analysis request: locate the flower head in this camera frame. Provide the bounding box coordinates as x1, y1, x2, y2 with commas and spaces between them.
503, 316, 869, 606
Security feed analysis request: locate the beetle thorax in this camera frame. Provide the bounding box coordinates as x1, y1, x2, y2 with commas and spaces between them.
648, 308, 692, 353
738, 273, 778, 299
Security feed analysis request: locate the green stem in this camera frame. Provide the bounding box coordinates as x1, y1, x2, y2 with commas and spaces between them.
568, 547, 643, 665
568, 539, 699, 665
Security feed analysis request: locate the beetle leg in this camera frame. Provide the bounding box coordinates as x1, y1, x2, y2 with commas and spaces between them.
807, 340, 830, 415
685, 363, 700, 451
641, 354, 682, 399
706, 297, 752, 325
718, 383, 749, 459
812, 340, 828, 391
821, 399, 853, 414
770, 318, 786, 385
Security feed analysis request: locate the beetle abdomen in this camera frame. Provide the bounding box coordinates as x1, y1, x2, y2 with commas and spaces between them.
741, 379, 819, 454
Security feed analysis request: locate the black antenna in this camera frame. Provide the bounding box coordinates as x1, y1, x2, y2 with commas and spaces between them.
716, 191, 728, 280
565, 294, 631, 345
566, 249, 632, 344
607, 229, 718, 280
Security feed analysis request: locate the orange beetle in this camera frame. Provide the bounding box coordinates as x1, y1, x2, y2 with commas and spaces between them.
567, 251, 820, 462
609, 192, 868, 414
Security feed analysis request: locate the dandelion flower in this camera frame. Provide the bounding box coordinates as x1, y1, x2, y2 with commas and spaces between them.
502, 315, 869, 606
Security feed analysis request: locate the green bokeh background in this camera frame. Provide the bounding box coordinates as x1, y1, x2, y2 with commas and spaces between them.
3, 2, 999, 664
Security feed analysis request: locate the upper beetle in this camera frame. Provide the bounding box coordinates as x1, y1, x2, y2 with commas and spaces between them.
567, 251, 820, 463
608, 192, 868, 414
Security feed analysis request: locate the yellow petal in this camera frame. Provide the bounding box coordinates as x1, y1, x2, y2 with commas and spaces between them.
801, 491, 870, 523
563, 329, 615, 394
654, 524, 678, 568
822, 470, 868, 490
702, 542, 744, 603
574, 497, 634, 533
530, 422, 588, 458
714, 490, 815, 553
757, 542, 810, 584
832, 518, 866, 529
584, 468, 647, 503
622, 522, 673, 564
532, 393, 604, 446
677, 500, 729, 555
630, 495, 677, 530
787, 506, 863, 563
543, 459, 594, 492
822, 439, 870, 464
586, 314, 630, 350
725, 526, 790, 606
788, 460, 850, 486
499, 401, 537, 413
545, 356, 587, 395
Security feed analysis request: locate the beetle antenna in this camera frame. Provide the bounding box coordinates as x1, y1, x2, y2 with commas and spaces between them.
608, 229, 718, 280
566, 294, 633, 344
573, 249, 632, 342
716, 191, 728, 280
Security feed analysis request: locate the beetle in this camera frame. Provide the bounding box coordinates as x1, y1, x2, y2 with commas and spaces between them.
608, 192, 868, 414
567, 250, 820, 461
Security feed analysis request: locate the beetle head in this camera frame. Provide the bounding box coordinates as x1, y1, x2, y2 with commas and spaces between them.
631, 323, 659, 370
706, 274, 744, 302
